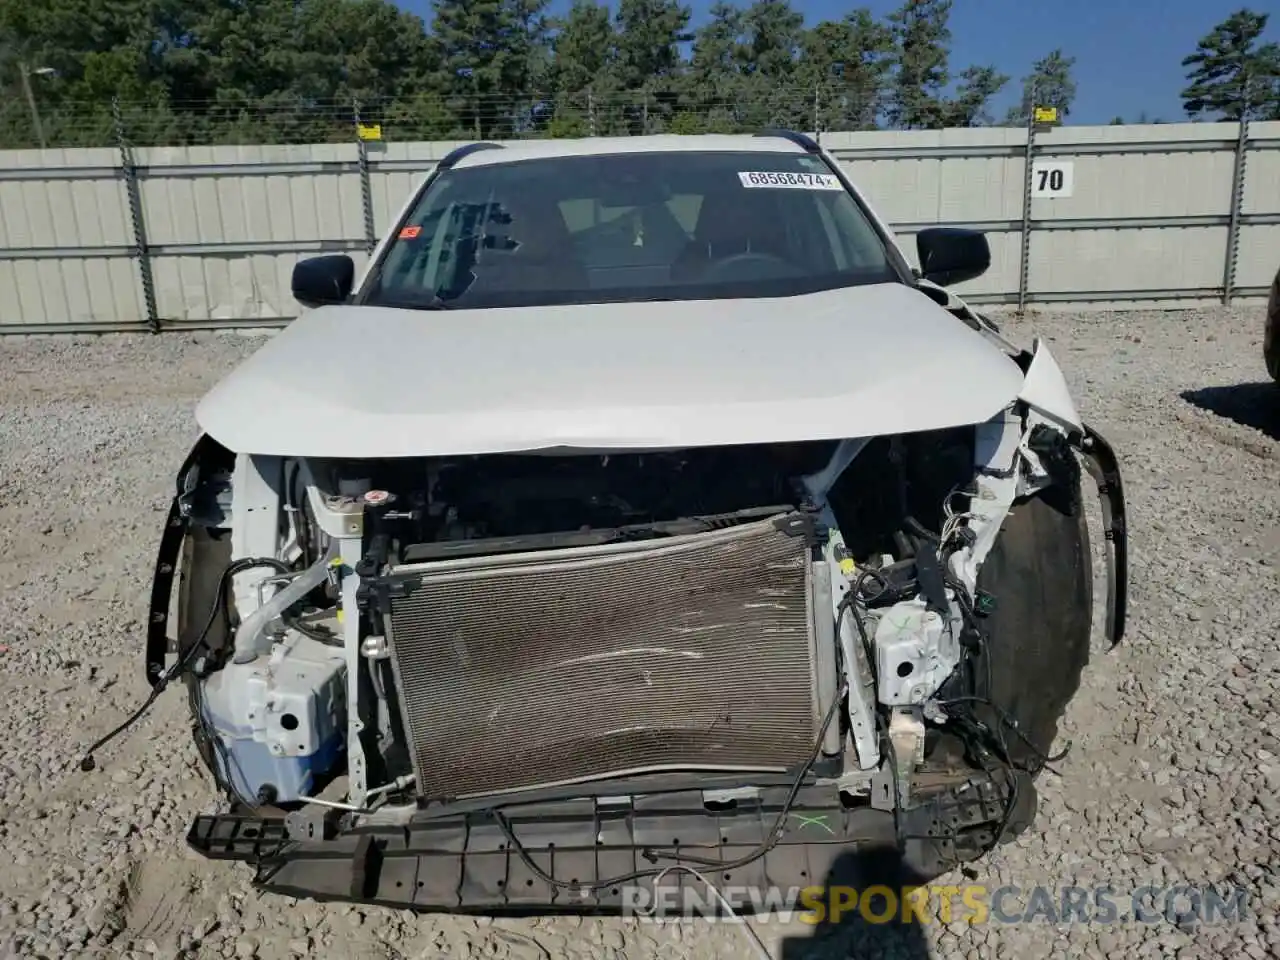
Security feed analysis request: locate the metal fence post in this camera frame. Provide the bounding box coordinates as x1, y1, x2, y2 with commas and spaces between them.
1221, 116, 1249, 306
113, 98, 159, 333
353, 98, 377, 254
1016, 113, 1038, 314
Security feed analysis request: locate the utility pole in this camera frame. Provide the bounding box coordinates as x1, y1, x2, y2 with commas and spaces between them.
1222, 62, 1251, 305
1016, 81, 1041, 315
18, 61, 50, 149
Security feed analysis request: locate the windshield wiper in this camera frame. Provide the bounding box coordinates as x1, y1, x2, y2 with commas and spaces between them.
368, 294, 455, 311
408, 297, 454, 311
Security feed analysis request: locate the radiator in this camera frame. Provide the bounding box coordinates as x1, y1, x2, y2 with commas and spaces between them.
381, 512, 832, 801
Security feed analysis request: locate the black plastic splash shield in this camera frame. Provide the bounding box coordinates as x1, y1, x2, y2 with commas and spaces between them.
186, 777, 1016, 914
1075, 420, 1128, 648
146, 432, 233, 688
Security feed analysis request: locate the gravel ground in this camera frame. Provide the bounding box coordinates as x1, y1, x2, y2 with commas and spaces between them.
1, 304, 1278, 960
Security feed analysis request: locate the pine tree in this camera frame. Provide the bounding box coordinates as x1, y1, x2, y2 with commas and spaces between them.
547, 0, 615, 134
885, 0, 952, 129
1181, 9, 1280, 120
429, 0, 551, 137
946, 65, 1009, 127
1006, 50, 1076, 125
610, 0, 693, 132
797, 9, 895, 131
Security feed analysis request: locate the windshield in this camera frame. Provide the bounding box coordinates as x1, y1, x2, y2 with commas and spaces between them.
361, 150, 901, 310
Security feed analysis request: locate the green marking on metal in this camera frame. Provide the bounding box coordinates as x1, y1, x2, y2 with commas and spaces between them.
789, 813, 836, 835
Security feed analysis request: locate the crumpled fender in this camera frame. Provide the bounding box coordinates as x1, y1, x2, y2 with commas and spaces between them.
894, 287, 1127, 649
1006, 340, 1126, 648
1012, 340, 1126, 648
1017, 338, 1083, 433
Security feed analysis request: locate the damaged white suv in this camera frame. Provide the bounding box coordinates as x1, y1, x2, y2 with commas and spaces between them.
93, 131, 1128, 910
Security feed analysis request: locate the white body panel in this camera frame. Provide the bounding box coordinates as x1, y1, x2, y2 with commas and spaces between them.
195, 282, 1026, 459
1017, 338, 1084, 432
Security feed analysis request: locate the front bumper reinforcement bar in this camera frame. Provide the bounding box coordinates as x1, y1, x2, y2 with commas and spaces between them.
187, 778, 1015, 914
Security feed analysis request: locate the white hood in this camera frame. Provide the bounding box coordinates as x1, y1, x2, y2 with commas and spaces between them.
195, 282, 1026, 459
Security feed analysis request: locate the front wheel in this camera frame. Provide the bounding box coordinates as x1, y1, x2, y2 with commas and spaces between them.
902, 471, 1094, 880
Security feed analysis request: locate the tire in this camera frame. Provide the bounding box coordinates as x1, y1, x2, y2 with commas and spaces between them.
1265, 267, 1280, 384
971, 471, 1094, 766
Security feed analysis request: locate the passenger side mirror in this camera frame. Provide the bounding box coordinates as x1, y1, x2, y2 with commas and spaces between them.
915, 228, 990, 287
292, 255, 356, 309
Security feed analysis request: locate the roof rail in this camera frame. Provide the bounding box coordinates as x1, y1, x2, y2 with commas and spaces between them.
437, 141, 505, 170
755, 129, 821, 153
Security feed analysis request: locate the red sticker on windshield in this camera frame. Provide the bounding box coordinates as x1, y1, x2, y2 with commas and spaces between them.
399, 225, 422, 239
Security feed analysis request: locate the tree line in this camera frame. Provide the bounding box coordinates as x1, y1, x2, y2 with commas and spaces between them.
0, 0, 1277, 148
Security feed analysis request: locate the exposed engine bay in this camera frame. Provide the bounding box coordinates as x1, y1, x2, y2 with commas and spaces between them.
91, 341, 1127, 910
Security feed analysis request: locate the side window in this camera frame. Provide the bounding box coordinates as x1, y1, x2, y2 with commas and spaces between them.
374, 201, 492, 299
420, 204, 463, 294
559, 198, 596, 234
558, 199, 636, 235
824, 195, 889, 271
813, 199, 851, 271
666, 195, 702, 235
376, 206, 449, 291
764, 193, 839, 274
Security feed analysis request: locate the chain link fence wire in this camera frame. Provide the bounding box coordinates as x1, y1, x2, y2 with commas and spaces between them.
0, 79, 916, 150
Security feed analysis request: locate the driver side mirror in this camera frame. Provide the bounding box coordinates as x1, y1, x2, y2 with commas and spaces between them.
915, 228, 990, 287
292, 254, 355, 309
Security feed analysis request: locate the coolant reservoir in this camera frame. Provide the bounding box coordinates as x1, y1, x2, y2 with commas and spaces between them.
198, 637, 347, 805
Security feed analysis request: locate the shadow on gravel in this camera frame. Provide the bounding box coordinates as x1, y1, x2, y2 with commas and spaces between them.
779, 847, 933, 960
1181, 383, 1280, 441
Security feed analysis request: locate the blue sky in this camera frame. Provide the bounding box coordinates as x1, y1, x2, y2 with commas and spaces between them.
397, 0, 1279, 125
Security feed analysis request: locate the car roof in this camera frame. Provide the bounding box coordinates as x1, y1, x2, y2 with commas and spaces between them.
450, 134, 811, 169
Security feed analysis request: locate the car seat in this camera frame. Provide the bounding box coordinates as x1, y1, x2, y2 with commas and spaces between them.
474, 194, 589, 294
670, 186, 789, 282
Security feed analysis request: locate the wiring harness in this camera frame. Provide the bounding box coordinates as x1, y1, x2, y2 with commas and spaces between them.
80, 556, 287, 777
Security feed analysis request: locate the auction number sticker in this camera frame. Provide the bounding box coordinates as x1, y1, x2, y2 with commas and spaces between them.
738, 171, 843, 190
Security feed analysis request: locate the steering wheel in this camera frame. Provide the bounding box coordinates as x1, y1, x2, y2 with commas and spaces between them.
700, 250, 796, 281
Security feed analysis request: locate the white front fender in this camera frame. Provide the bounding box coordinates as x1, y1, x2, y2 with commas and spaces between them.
1018, 338, 1083, 433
